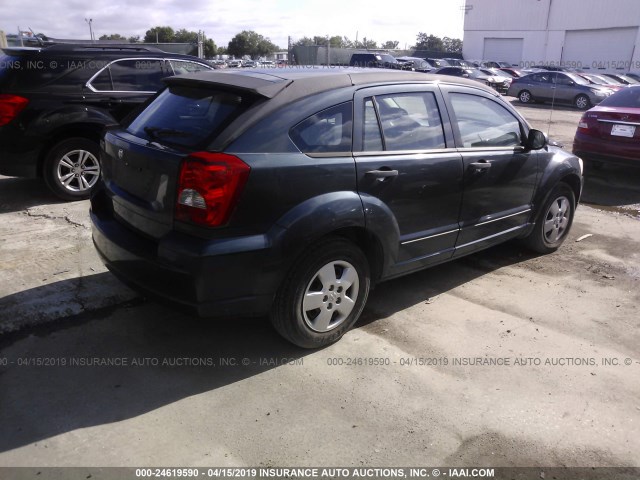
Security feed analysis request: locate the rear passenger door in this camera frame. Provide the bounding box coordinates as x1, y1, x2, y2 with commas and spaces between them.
527, 72, 552, 101
441, 87, 538, 256
353, 85, 463, 274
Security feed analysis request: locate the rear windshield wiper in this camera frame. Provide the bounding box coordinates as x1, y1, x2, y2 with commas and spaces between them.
144, 126, 193, 140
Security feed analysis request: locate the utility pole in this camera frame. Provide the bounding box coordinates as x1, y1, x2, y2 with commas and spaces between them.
198, 30, 204, 58
84, 18, 94, 42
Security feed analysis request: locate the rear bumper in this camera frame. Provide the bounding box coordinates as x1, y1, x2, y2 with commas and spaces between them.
0, 125, 45, 177
573, 133, 640, 167
90, 194, 281, 317
0, 135, 41, 178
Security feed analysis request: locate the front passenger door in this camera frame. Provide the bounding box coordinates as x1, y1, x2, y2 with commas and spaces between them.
444, 89, 538, 256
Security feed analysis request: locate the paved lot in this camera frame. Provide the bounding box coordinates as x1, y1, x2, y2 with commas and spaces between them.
1, 100, 639, 469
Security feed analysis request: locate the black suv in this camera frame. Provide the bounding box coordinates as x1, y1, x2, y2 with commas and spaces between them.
0, 44, 212, 200
91, 68, 583, 348
349, 53, 412, 70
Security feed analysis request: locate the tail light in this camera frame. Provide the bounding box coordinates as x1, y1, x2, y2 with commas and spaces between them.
577, 114, 594, 132
175, 152, 250, 227
0, 94, 29, 127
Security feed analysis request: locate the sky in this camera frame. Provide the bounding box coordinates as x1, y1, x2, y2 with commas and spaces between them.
0, 0, 466, 50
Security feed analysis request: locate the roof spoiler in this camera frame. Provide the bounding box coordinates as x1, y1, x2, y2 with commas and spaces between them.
163, 71, 293, 98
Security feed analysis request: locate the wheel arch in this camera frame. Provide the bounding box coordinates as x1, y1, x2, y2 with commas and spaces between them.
323, 226, 386, 285
37, 123, 108, 177
269, 191, 396, 287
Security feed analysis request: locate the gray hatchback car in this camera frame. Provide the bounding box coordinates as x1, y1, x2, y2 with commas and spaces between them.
91, 68, 583, 348
507, 71, 614, 109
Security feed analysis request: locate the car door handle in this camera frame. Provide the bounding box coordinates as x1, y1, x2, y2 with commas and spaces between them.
365, 169, 399, 178
469, 161, 492, 172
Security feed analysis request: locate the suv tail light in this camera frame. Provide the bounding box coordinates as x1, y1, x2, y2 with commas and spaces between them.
175, 152, 250, 227
0, 94, 29, 127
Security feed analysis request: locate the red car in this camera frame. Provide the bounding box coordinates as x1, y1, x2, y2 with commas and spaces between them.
573, 85, 640, 167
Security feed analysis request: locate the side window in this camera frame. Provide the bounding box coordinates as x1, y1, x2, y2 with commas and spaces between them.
170, 60, 211, 75
449, 93, 523, 148
375, 92, 446, 151
109, 60, 164, 92
363, 98, 383, 151
289, 102, 353, 153
89, 68, 113, 91
554, 74, 572, 86
531, 73, 549, 83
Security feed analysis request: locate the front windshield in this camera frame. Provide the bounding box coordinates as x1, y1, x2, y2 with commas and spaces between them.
487, 69, 511, 78
583, 75, 606, 85
619, 75, 639, 84
565, 73, 589, 85
467, 69, 484, 79
596, 75, 623, 85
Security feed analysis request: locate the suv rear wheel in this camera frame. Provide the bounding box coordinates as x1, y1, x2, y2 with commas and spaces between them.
44, 138, 101, 201
271, 237, 370, 348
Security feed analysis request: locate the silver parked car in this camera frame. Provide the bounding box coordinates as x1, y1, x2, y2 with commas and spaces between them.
507, 71, 614, 109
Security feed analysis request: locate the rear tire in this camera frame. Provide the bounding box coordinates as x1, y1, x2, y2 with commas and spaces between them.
523, 183, 575, 254
43, 138, 101, 201
270, 237, 370, 349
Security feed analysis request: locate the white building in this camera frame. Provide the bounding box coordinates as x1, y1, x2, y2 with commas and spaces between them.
462, 0, 640, 71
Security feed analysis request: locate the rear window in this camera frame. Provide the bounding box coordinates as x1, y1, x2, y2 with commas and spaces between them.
598, 87, 640, 108
126, 86, 255, 149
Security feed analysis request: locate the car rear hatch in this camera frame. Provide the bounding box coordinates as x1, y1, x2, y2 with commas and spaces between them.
99, 71, 291, 239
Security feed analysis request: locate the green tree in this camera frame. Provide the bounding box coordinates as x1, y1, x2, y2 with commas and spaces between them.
204, 38, 217, 58
128, 35, 140, 43
329, 36, 355, 48
414, 33, 444, 51
292, 36, 315, 47
98, 33, 127, 41
228, 30, 278, 58
442, 37, 463, 54
144, 26, 175, 43
355, 37, 377, 49
174, 28, 198, 43
381, 40, 399, 49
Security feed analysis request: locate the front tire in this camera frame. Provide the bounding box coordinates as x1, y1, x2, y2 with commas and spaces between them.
43, 138, 101, 201
271, 237, 370, 348
575, 94, 591, 110
523, 183, 575, 254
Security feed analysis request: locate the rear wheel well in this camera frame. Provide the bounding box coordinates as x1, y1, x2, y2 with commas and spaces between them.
37, 124, 104, 177
326, 227, 385, 285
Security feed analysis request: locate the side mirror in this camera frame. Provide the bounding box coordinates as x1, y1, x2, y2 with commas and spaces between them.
462, 73, 469, 78
526, 129, 547, 150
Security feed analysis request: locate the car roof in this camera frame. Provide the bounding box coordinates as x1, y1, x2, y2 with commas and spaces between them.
163, 67, 496, 98
165, 68, 498, 150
